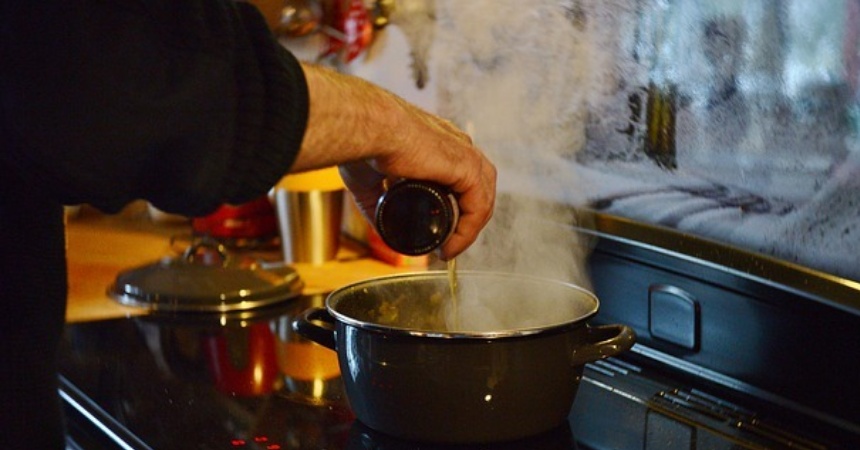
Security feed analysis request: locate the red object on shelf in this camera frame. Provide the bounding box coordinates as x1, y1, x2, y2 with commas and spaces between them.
192, 195, 278, 240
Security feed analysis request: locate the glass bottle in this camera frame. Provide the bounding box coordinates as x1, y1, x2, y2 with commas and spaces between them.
374, 180, 459, 255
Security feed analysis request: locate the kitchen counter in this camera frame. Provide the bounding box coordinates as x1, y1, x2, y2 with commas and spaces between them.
65, 201, 421, 323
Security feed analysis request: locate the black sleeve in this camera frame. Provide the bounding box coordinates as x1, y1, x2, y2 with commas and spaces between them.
0, 0, 309, 216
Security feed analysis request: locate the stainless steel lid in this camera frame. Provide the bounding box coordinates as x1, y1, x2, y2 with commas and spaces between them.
109, 240, 303, 313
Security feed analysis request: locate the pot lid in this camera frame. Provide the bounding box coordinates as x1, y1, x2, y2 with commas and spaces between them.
109, 240, 303, 313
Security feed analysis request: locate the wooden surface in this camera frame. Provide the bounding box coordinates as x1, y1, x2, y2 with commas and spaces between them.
65, 202, 421, 323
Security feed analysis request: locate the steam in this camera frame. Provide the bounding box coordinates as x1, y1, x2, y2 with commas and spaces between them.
378, 0, 860, 331
418, 0, 860, 286
449, 273, 596, 332
429, 0, 621, 277
426, 0, 621, 330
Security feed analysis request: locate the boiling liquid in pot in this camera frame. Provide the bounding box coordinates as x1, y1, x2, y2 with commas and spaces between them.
341, 271, 597, 334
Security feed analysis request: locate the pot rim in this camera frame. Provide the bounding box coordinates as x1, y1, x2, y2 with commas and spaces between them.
324, 270, 599, 339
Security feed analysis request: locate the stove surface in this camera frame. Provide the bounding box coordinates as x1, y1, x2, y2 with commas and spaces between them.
58, 293, 853, 450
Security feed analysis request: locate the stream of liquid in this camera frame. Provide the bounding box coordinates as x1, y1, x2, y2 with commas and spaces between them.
447, 258, 460, 330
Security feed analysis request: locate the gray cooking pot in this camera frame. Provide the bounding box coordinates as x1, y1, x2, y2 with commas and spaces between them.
293, 271, 635, 444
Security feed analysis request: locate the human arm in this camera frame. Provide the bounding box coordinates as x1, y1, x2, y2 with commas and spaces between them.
1, 0, 307, 215
1, 0, 495, 258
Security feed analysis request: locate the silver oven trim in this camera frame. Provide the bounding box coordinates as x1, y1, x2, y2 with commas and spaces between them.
573, 211, 860, 317
60, 375, 153, 450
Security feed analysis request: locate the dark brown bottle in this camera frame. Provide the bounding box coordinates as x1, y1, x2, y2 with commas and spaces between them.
374, 180, 459, 255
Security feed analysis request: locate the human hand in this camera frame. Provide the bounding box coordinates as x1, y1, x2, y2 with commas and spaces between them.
291, 63, 496, 259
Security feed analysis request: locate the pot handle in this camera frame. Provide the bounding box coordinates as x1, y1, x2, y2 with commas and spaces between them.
292, 307, 337, 351
571, 324, 636, 366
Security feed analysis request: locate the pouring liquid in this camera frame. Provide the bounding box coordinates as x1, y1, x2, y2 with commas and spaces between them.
447, 258, 460, 330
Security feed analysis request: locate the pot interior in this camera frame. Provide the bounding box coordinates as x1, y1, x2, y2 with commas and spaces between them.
327, 271, 598, 336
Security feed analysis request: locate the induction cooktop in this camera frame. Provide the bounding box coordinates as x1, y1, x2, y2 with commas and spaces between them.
59, 292, 852, 449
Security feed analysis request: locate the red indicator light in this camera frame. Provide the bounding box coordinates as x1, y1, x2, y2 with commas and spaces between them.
230, 439, 246, 447
266, 445, 282, 450
253, 436, 269, 443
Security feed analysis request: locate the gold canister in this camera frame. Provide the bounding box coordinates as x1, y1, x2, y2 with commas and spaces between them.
274, 168, 345, 265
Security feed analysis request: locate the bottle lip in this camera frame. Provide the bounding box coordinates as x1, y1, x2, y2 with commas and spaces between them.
374, 180, 459, 255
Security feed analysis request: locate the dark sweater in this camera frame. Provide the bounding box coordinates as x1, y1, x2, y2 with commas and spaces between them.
0, 2, 309, 447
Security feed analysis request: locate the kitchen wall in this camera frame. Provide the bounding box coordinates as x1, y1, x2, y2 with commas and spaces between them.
289, 0, 860, 283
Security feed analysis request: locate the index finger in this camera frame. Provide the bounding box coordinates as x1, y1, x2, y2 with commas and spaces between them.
440, 157, 497, 259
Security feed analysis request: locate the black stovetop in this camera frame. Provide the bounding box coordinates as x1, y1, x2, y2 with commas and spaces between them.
58, 291, 854, 450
